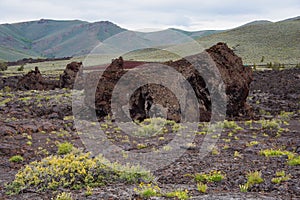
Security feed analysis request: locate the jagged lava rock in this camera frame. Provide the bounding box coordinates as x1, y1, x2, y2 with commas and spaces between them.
59, 61, 84, 89
17, 67, 58, 90
86, 43, 253, 122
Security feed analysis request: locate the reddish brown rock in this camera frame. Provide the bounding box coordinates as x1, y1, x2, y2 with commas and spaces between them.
16, 67, 59, 90
86, 43, 253, 122
17, 67, 45, 90
206, 42, 253, 117
59, 62, 84, 89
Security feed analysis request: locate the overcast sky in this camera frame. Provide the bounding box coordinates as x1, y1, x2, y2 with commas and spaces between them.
0, 0, 299, 31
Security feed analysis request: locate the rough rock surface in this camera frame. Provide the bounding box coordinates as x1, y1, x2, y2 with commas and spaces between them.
0, 62, 84, 91
59, 61, 84, 89
89, 43, 253, 122
206, 42, 253, 117
17, 67, 58, 90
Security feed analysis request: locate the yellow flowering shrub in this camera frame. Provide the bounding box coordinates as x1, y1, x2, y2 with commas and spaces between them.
6, 149, 153, 194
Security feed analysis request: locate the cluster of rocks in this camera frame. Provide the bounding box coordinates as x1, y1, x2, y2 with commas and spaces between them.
0, 43, 253, 121
0, 62, 83, 90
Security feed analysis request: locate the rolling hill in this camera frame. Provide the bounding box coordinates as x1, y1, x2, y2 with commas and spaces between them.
0, 19, 126, 61
0, 16, 299, 65
196, 17, 300, 64
0, 19, 223, 62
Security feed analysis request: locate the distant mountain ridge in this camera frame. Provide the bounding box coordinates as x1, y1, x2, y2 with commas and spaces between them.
0, 19, 126, 61
0, 16, 299, 63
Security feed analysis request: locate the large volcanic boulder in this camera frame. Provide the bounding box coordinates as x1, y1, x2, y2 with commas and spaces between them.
59, 62, 84, 89
206, 42, 253, 116
87, 57, 126, 117
86, 43, 252, 122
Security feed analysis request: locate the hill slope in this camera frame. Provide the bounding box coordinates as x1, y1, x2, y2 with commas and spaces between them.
0, 19, 126, 61
0, 17, 299, 64
0, 19, 222, 61
196, 17, 300, 64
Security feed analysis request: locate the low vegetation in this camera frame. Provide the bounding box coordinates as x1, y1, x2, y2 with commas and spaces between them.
133, 117, 184, 137
9, 155, 24, 163
193, 170, 225, 183
134, 182, 189, 200
6, 148, 153, 194
57, 142, 74, 155
271, 171, 291, 184
239, 171, 264, 192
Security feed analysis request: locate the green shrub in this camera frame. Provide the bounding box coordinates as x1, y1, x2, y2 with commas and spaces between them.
239, 184, 249, 192
57, 142, 73, 155
260, 149, 294, 158
259, 119, 281, 130
287, 156, 300, 166
6, 149, 154, 194
197, 182, 207, 193
9, 155, 24, 163
133, 117, 183, 137
271, 171, 291, 184
194, 170, 225, 183
134, 182, 161, 198
55, 192, 73, 200
246, 171, 264, 186
165, 189, 189, 200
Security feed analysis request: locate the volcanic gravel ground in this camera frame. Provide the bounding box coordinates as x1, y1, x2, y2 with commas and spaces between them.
0, 68, 299, 199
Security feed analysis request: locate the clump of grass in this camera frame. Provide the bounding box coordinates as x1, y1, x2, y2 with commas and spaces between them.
259, 149, 294, 158
271, 171, 291, 184
197, 182, 208, 193
57, 142, 73, 155
287, 156, 300, 166
239, 171, 264, 193
246, 141, 259, 147
137, 143, 147, 149
246, 171, 264, 186
133, 117, 184, 137
211, 147, 220, 155
194, 170, 225, 183
85, 186, 93, 196
9, 155, 24, 163
239, 184, 249, 192
6, 149, 153, 194
165, 189, 189, 200
134, 182, 161, 198
134, 183, 189, 200
234, 151, 243, 158
260, 148, 300, 166
222, 120, 243, 131
55, 192, 73, 200
259, 119, 281, 130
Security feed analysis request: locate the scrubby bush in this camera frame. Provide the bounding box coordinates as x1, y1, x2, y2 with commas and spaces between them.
17, 64, 25, 71
0, 62, 8, 71
57, 142, 73, 155
6, 149, 153, 194
9, 155, 24, 163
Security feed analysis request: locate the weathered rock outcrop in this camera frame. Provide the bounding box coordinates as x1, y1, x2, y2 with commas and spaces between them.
87, 43, 253, 122
59, 62, 84, 89
17, 67, 58, 90
0, 62, 84, 91
207, 42, 253, 117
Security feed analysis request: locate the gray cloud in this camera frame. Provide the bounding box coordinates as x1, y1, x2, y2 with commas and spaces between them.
0, 0, 299, 30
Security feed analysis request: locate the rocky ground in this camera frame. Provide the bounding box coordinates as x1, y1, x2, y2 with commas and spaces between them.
0, 68, 299, 199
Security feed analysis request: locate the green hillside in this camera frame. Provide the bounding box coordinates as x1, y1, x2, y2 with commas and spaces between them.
196, 17, 300, 65
0, 19, 126, 61
0, 17, 299, 64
